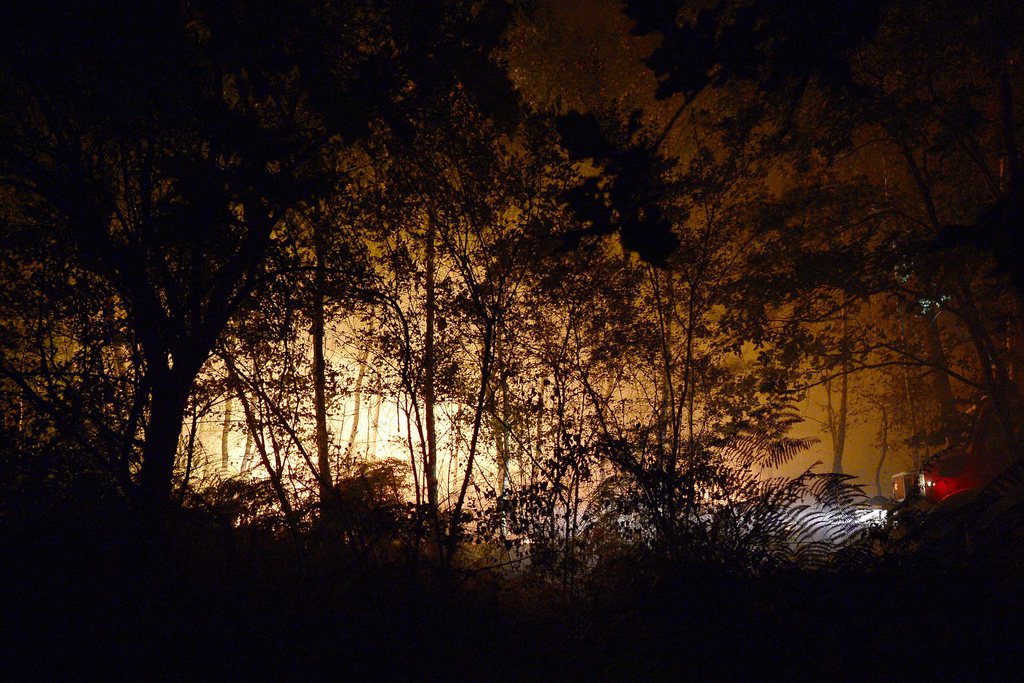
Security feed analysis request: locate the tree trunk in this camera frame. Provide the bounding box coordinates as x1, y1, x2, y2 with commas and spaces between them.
241, 421, 253, 473
491, 333, 511, 498
896, 313, 925, 469
367, 393, 382, 460
825, 373, 849, 475
922, 313, 959, 440
957, 283, 1021, 457
137, 372, 192, 527
491, 335, 512, 545
653, 268, 675, 461
424, 215, 440, 528
343, 347, 369, 462
875, 406, 889, 497
232, 367, 306, 567
220, 395, 233, 474
311, 223, 333, 504
447, 320, 495, 565
999, 57, 1020, 196
181, 403, 200, 494
827, 308, 851, 475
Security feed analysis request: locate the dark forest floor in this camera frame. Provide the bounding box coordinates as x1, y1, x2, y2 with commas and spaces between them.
3, 506, 1024, 682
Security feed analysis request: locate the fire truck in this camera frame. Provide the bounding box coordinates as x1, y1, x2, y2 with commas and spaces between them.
892, 405, 1019, 506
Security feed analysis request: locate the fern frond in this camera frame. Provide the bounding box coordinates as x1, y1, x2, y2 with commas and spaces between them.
724, 406, 818, 469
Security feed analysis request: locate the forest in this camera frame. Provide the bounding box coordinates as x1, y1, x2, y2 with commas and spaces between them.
2, 0, 1023, 679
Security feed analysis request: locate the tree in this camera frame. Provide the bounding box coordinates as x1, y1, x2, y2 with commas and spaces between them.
621, 0, 1024, 482
0, 0, 523, 529
0, 3, 330, 524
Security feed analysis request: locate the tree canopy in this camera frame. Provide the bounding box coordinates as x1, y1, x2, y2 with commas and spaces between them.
2, 2, 1023, 678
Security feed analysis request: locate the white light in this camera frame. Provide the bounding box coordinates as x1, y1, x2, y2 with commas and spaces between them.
857, 508, 886, 525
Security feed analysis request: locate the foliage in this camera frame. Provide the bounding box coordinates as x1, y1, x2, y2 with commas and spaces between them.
4, 8, 1024, 663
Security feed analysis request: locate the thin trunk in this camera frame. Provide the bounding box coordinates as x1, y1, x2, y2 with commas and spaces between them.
220, 395, 233, 474
424, 215, 440, 528
403, 400, 424, 566
681, 279, 698, 533
651, 267, 679, 548
241, 424, 252, 473
922, 313, 959, 441
999, 59, 1020, 195
311, 223, 332, 503
875, 406, 889, 497
491, 333, 511, 498
491, 335, 512, 545
447, 320, 495, 564
829, 307, 852, 475
832, 372, 849, 475
652, 269, 676, 461
897, 137, 940, 231
1013, 299, 1024, 397
367, 393, 382, 460
181, 401, 200, 494
825, 370, 850, 476
230, 363, 305, 566
403, 400, 422, 509
897, 311, 925, 469
904, 369, 924, 471
534, 377, 545, 471
343, 347, 370, 462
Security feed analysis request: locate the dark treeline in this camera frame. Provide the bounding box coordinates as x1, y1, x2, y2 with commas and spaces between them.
2, 0, 1023, 678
